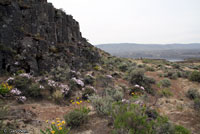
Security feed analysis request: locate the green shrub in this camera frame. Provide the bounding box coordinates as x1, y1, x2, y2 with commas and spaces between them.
50, 65, 70, 82
159, 79, 171, 88
111, 103, 180, 134
194, 98, 200, 111
138, 64, 145, 68
84, 75, 95, 85
82, 87, 95, 100
118, 63, 128, 72
52, 90, 63, 104
143, 76, 156, 84
28, 83, 42, 98
96, 75, 113, 88
14, 76, 32, 93
186, 88, 200, 100
171, 73, 178, 80
14, 76, 42, 98
175, 125, 190, 134
145, 66, 155, 72
112, 103, 155, 134
89, 95, 113, 115
172, 64, 180, 69
129, 69, 145, 85
159, 89, 173, 97
88, 88, 123, 115
64, 107, 90, 128
189, 71, 200, 82
15, 70, 25, 75
180, 71, 191, 78
93, 65, 101, 71
104, 88, 123, 101
0, 101, 9, 119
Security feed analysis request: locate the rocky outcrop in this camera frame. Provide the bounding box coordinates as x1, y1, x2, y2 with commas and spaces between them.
0, 0, 100, 75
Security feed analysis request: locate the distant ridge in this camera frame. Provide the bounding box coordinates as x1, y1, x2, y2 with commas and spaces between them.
96, 43, 200, 60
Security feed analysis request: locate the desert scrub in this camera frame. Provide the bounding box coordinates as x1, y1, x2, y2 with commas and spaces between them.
159, 89, 173, 97
111, 102, 190, 134
50, 65, 70, 82
189, 71, 200, 82
89, 94, 113, 115
14, 75, 32, 93
84, 74, 95, 85
129, 68, 145, 85
14, 75, 43, 98
28, 83, 42, 98
174, 125, 190, 134
194, 98, 200, 111
41, 119, 70, 134
89, 88, 123, 115
0, 101, 9, 119
104, 88, 123, 101
128, 68, 155, 94
82, 86, 95, 100
64, 107, 90, 128
145, 66, 155, 72
52, 90, 63, 104
111, 102, 172, 134
186, 88, 200, 100
0, 82, 12, 95
118, 63, 128, 72
93, 65, 101, 71
159, 79, 171, 88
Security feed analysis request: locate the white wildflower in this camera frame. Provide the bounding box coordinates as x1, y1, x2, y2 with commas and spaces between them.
72, 77, 84, 87
106, 75, 113, 79
10, 88, 21, 95
19, 73, 32, 79
140, 86, 145, 90
134, 84, 140, 88
39, 85, 45, 89
6, 77, 14, 83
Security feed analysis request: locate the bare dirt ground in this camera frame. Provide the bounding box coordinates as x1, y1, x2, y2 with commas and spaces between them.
146, 71, 200, 134
4, 100, 111, 134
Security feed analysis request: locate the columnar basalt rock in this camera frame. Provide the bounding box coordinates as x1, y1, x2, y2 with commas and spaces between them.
0, 0, 100, 75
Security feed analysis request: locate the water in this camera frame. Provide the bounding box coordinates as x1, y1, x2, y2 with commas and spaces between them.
167, 59, 184, 62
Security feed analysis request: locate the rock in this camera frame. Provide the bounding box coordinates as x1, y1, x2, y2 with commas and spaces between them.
0, 0, 101, 75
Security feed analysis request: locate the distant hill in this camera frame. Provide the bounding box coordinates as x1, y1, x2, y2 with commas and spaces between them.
96, 43, 200, 60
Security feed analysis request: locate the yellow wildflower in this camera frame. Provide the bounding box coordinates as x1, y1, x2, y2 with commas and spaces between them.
80, 101, 83, 103
77, 97, 79, 99
57, 120, 60, 123
57, 123, 61, 126
87, 100, 90, 103
72, 102, 75, 104
51, 130, 55, 134
51, 121, 55, 125
45, 120, 49, 123
76, 101, 80, 105
59, 127, 62, 130
70, 100, 73, 103
62, 121, 66, 124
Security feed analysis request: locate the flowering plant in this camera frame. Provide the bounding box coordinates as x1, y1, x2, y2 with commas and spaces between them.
0, 82, 12, 95
41, 119, 70, 134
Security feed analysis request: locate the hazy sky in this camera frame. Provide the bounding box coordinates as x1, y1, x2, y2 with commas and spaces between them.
47, 0, 200, 45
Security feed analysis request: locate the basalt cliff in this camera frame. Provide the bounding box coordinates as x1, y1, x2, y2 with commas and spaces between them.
0, 0, 100, 75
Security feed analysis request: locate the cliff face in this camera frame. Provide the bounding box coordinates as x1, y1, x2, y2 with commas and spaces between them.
0, 0, 100, 75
